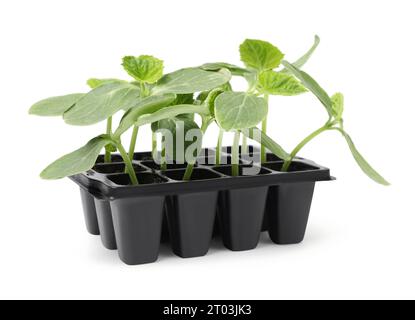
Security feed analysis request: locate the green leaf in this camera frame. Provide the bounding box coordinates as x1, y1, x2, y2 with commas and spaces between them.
151, 117, 202, 161
281, 35, 320, 72
336, 129, 390, 185
258, 70, 308, 96
152, 68, 231, 95
135, 104, 208, 128
114, 93, 177, 137
214, 92, 268, 131
242, 127, 290, 161
29, 93, 84, 117
281, 61, 334, 116
40, 135, 113, 179
64, 82, 141, 126
196, 82, 232, 104
173, 94, 194, 105
122, 55, 164, 84
200, 62, 250, 76
205, 88, 225, 116
87, 78, 127, 89
331, 92, 344, 120
239, 39, 284, 71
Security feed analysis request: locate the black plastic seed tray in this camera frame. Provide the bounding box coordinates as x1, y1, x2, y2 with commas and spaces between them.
70, 147, 333, 265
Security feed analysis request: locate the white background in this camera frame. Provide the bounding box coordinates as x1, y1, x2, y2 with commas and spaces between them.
0, 0, 414, 300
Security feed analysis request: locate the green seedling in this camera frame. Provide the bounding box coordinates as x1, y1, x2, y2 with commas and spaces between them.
202, 36, 320, 166
201, 36, 388, 184
29, 55, 261, 184
280, 61, 389, 185
29, 37, 388, 186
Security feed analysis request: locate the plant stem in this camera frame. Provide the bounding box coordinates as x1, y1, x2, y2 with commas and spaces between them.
128, 126, 139, 160
183, 118, 210, 181
104, 117, 112, 163
152, 131, 158, 159
261, 94, 269, 163
216, 129, 224, 165
139, 82, 148, 97
242, 135, 248, 155
232, 131, 241, 176
117, 142, 139, 185
161, 136, 167, 171
281, 124, 330, 172
183, 163, 195, 180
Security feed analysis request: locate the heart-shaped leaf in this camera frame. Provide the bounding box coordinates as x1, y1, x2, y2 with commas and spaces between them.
258, 70, 307, 96
29, 93, 84, 117
40, 135, 113, 179
122, 55, 164, 84
152, 68, 231, 95
64, 82, 141, 126
239, 39, 284, 71
214, 92, 268, 131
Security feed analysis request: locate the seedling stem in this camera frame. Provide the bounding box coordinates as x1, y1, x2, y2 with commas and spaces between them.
128, 126, 139, 160
261, 94, 269, 163
104, 116, 113, 163
216, 129, 224, 165
116, 142, 139, 185
232, 131, 241, 176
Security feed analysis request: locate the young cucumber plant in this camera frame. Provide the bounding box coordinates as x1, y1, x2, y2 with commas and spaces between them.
29, 56, 238, 184
202, 36, 388, 185
29, 38, 389, 186
202, 36, 320, 165
183, 89, 291, 179
280, 61, 389, 185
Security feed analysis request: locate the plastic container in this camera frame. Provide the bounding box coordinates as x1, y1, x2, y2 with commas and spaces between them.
70, 147, 333, 265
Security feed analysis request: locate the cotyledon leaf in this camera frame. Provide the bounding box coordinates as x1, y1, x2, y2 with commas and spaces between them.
242, 127, 290, 161
197, 82, 232, 104
205, 87, 225, 116
200, 62, 250, 76
64, 82, 141, 126
114, 93, 177, 137
281, 61, 334, 116
152, 68, 231, 95
336, 128, 390, 186
135, 104, 209, 128
173, 93, 194, 105
29, 93, 85, 117
214, 92, 268, 131
281, 35, 320, 73
87, 78, 127, 89
40, 135, 113, 180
